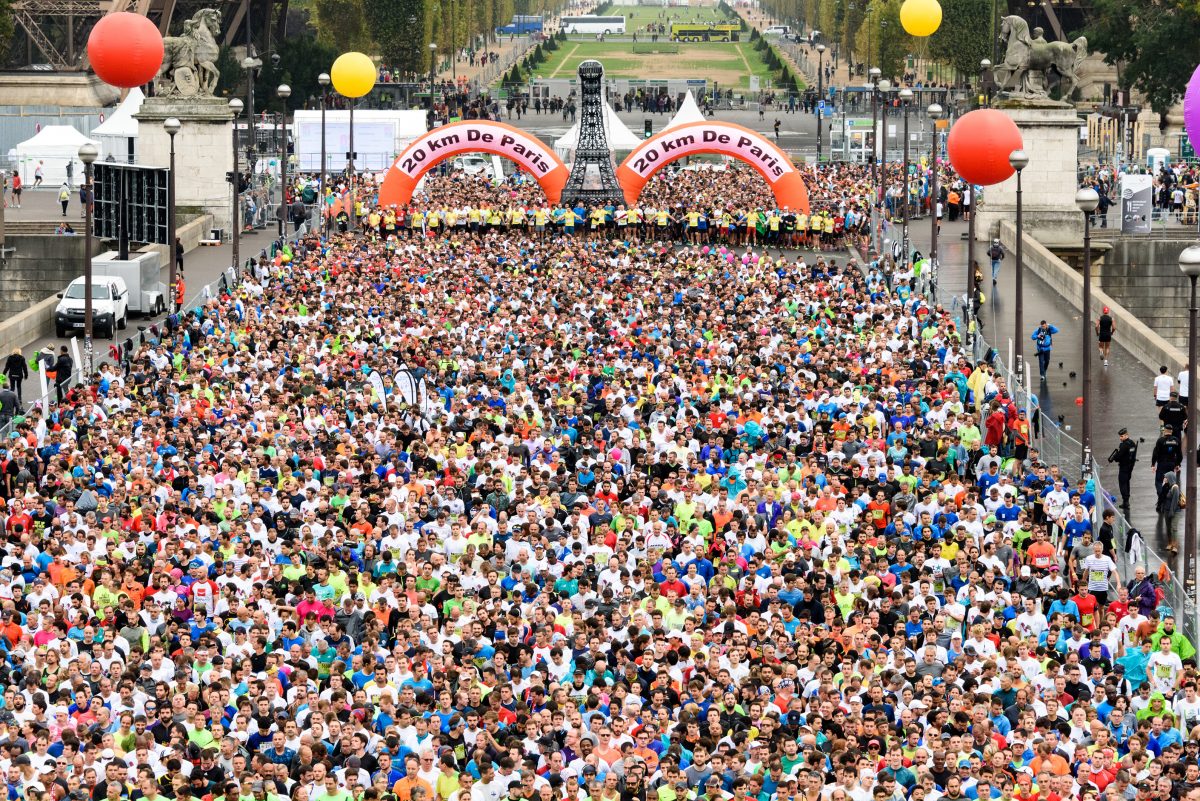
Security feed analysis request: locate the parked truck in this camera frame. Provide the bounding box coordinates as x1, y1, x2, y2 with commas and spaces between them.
90, 251, 167, 318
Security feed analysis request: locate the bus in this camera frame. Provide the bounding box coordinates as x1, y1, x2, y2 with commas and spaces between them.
561, 15, 626, 34
497, 15, 543, 34
670, 22, 740, 41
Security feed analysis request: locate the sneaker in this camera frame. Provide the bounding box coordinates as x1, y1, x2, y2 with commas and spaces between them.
1104, 360, 1109, 367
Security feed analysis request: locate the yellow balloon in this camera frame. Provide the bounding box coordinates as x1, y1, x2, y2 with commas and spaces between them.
331, 51, 377, 98
900, 0, 942, 37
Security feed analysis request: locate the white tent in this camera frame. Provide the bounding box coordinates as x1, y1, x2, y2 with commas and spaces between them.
664, 90, 706, 130
92, 87, 144, 163
13, 126, 98, 187
554, 100, 643, 161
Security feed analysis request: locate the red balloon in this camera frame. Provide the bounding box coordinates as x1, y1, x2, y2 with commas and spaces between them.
946, 109, 1024, 186
88, 13, 163, 88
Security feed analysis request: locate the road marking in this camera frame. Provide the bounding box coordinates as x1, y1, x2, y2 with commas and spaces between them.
734, 43, 755, 83
552, 44, 580, 78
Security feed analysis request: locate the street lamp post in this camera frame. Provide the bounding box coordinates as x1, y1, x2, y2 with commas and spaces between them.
163, 118, 181, 314
878, 78, 891, 213
78, 143, 98, 377
1010, 148, 1029, 380
277, 84, 291, 237
816, 43, 826, 164
1076, 187, 1100, 475
429, 42, 439, 115
869, 67, 880, 255
1178, 244, 1200, 633
921, 103, 940, 297
318, 73, 329, 235
899, 88, 912, 266
230, 99, 244, 271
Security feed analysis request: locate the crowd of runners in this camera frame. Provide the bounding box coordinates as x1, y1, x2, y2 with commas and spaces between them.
0, 155, 1191, 801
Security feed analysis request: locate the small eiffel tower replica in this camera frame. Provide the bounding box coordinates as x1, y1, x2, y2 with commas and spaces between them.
561, 59, 625, 207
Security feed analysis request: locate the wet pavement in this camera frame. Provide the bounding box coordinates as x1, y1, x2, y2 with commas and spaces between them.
909, 216, 1167, 545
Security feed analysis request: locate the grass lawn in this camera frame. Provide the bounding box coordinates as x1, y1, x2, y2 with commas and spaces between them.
534, 40, 783, 89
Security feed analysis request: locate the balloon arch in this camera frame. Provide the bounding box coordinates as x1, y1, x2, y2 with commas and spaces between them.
616, 121, 810, 213
378, 120, 569, 207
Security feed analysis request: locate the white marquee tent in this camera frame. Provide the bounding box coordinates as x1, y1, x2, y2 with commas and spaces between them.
663, 90, 706, 130
13, 126, 98, 186
553, 100, 643, 161
92, 87, 144, 163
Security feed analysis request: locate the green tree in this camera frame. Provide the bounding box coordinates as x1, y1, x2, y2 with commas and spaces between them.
214, 45, 245, 98
1086, 0, 1200, 125
0, 0, 14, 64
364, 0, 424, 71
314, 0, 372, 52
927, 0, 990, 78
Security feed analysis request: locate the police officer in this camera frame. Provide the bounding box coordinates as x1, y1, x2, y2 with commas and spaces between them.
1152, 424, 1183, 499
1160, 389, 1188, 434
1108, 427, 1138, 511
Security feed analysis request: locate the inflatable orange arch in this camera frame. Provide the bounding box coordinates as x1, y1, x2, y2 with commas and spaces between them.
616, 121, 810, 214
378, 120, 569, 207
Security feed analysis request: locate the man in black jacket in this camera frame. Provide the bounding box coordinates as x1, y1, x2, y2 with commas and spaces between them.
53, 346, 73, 404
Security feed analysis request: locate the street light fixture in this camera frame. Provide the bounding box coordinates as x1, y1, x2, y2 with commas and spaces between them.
1010, 148, 1030, 376
162, 118, 181, 314
1178, 243, 1200, 621
277, 83, 292, 237
928, 102, 942, 299
816, 43, 826, 164
78, 142, 98, 377
318, 73, 330, 234
229, 98, 244, 272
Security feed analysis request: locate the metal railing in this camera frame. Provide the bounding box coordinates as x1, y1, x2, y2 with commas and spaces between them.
949, 301, 1194, 646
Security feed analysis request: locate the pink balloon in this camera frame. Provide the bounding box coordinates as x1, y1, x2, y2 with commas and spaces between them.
751, 254, 760, 263
741, 254, 751, 264
1187, 64, 1200, 158
719, 247, 728, 254
726, 253, 734, 262
702, 246, 710, 254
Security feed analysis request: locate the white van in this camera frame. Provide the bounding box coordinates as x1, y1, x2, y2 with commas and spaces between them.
54, 276, 129, 339
763, 25, 791, 36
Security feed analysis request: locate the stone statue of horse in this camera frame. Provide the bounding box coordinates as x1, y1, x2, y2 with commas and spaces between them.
994, 15, 1087, 100
156, 8, 222, 96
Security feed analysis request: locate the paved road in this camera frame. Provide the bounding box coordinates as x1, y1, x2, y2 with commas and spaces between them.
505, 104, 821, 160
2, 188, 261, 371
908, 215, 1166, 547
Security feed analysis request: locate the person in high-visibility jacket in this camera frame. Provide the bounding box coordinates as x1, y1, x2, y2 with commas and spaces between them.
175, 277, 186, 309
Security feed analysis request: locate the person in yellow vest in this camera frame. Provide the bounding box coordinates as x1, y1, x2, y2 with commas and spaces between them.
533, 206, 549, 238
655, 207, 671, 238
795, 211, 809, 249
410, 208, 425, 236
767, 210, 781, 245
427, 208, 440, 237
627, 205, 642, 240
468, 206, 481, 233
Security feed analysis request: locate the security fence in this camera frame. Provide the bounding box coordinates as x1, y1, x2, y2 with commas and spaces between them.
950, 302, 1195, 647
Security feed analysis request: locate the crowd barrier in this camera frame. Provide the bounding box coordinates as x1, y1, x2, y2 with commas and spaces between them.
947, 299, 1195, 646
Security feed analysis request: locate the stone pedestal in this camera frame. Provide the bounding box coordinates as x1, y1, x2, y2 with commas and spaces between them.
134, 97, 234, 237
974, 104, 1083, 247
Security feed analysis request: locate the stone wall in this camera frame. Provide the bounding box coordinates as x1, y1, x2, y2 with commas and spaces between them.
0, 234, 97, 317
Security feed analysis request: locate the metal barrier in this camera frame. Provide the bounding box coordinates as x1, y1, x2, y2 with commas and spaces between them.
950, 300, 1195, 646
